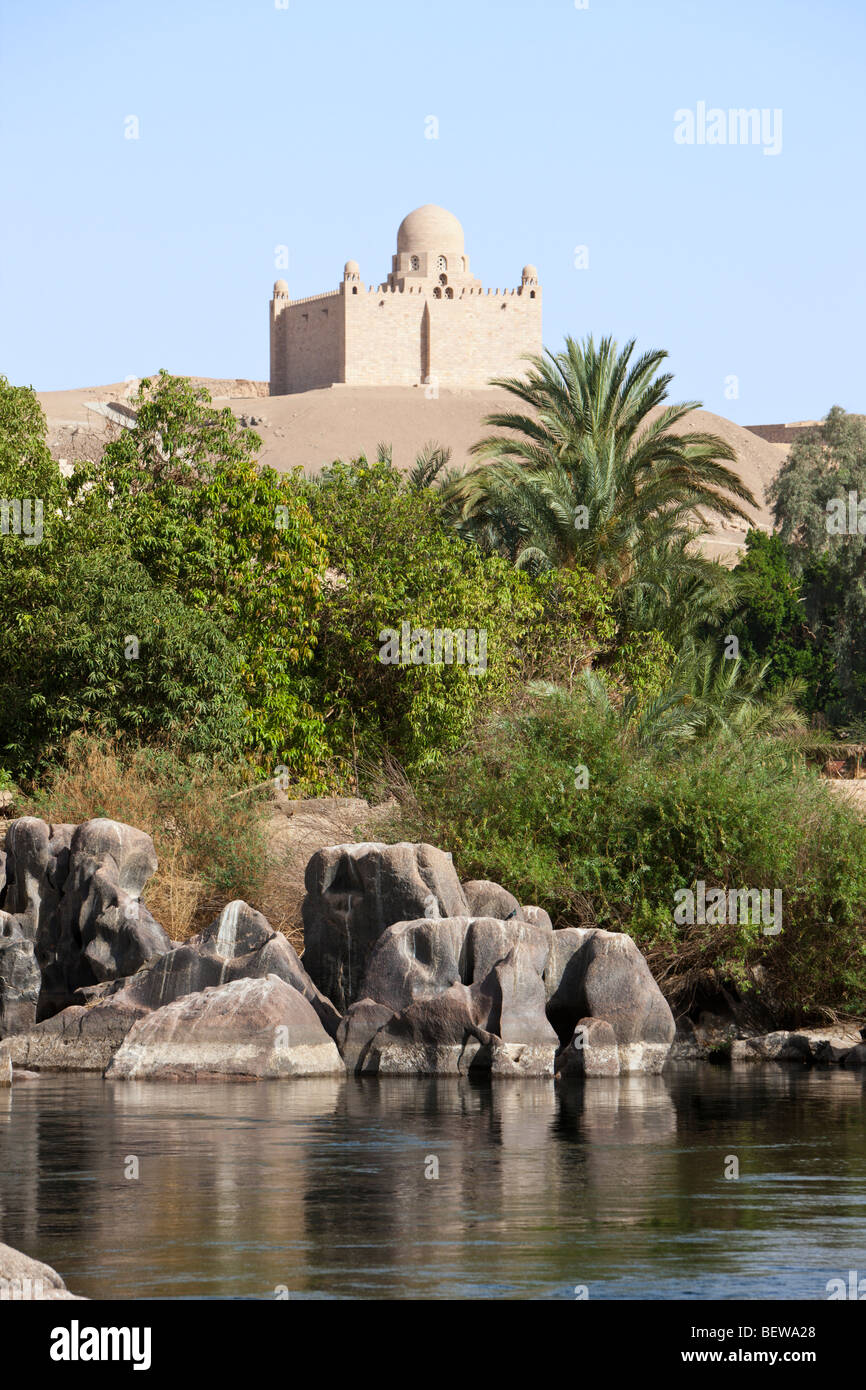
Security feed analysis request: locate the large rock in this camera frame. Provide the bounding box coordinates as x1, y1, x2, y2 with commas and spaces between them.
0, 990, 148, 1072
555, 1018, 620, 1077
106, 975, 345, 1081
0, 818, 74, 943
544, 927, 675, 1074
0, 1242, 86, 1300
461, 880, 525, 922
108, 899, 341, 1038
0, 936, 41, 1035
358, 914, 552, 1015
2, 899, 341, 1070
302, 842, 469, 1012
359, 941, 559, 1076
36, 818, 171, 1017
730, 1031, 814, 1065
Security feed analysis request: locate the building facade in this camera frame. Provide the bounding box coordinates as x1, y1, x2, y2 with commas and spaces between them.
269, 204, 542, 395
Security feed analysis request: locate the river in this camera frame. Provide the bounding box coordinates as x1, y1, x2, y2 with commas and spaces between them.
1, 1065, 864, 1300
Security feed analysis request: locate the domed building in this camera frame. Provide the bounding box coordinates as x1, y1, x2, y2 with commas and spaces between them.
269, 204, 541, 394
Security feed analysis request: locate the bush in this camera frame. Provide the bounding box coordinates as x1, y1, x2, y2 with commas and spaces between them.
24, 739, 271, 940
303, 456, 616, 780
394, 687, 866, 1020
73, 373, 329, 782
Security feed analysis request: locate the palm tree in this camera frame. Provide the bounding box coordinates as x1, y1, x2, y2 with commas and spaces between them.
448, 335, 758, 586
375, 439, 457, 491
617, 526, 743, 649
567, 647, 806, 751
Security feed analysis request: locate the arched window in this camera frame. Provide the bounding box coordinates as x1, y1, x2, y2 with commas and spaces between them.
439, 273, 447, 286
410, 255, 420, 271
445, 286, 453, 299
433, 286, 442, 299
352, 286, 358, 294
437, 256, 447, 272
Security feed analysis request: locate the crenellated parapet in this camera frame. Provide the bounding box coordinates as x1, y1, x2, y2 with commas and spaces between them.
269, 204, 542, 395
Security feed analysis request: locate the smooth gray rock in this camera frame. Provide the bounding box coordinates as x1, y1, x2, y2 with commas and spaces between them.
0, 937, 41, 1035
544, 926, 675, 1073
361, 942, 558, 1077
0, 1242, 86, 1300
33, 818, 171, 1018
461, 880, 525, 922
3, 900, 342, 1070
106, 974, 345, 1081
335, 998, 396, 1072
0, 990, 148, 1072
522, 905, 553, 931
115, 900, 342, 1038
0, 817, 74, 942
358, 914, 553, 1016
302, 842, 469, 1012
841, 1042, 866, 1069
556, 1017, 620, 1077
730, 1031, 813, 1065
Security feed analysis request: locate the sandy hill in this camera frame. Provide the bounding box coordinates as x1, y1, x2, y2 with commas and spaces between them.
37, 379, 789, 559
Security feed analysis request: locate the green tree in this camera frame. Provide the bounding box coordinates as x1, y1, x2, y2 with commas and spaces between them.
729, 531, 835, 713
769, 407, 866, 721
448, 336, 757, 585
302, 456, 616, 777
72, 372, 329, 778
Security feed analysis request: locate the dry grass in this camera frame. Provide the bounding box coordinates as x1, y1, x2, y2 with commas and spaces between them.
17, 738, 394, 951
23, 739, 272, 941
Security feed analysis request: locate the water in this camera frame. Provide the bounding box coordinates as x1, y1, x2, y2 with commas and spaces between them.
1, 1066, 865, 1300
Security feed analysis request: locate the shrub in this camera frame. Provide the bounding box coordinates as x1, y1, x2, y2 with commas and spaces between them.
394, 687, 866, 1020
24, 739, 271, 940
303, 456, 616, 780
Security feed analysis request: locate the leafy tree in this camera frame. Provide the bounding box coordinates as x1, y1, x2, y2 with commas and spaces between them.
302, 456, 616, 777
2, 549, 249, 769
72, 372, 329, 779
729, 531, 836, 713
768, 407, 866, 720
447, 335, 757, 585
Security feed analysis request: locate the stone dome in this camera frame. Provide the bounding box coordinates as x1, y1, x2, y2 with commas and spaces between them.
397, 205, 465, 255
522, 265, 538, 282
344, 259, 360, 276
273, 279, 289, 295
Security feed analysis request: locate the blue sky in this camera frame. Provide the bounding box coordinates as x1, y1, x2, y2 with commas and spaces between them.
1, 0, 863, 422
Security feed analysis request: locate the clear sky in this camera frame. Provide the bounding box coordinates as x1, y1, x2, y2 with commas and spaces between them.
1, 0, 863, 423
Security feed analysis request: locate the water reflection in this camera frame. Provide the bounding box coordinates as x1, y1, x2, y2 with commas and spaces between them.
0, 1066, 863, 1299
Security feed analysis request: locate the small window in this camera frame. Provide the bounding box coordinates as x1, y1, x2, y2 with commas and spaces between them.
433, 287, 442, 299
445, 286, 453, 299
437, 256, 447, 272
530, 290, 536, 299
410, 255, 420, 271
352, 286, 358, 294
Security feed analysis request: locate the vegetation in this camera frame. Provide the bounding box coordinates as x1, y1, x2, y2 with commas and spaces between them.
2, 354, 864, 1020
391, 686, 866, 1021
445, 335, 756, 582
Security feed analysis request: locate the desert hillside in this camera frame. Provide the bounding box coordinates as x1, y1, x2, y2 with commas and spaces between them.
37, 378, 789, 558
